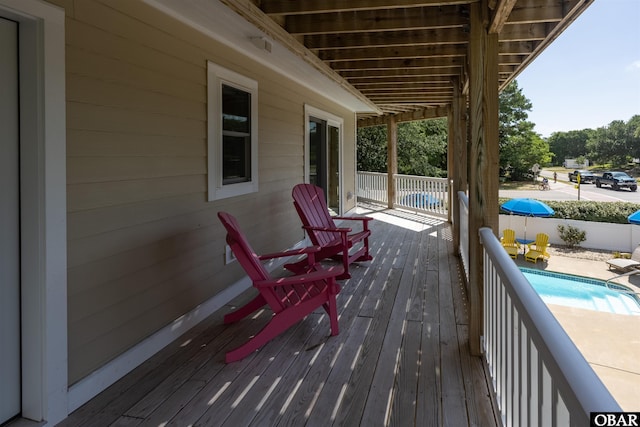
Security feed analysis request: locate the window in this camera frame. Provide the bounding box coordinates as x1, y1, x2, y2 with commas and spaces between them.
207, 62, 258, 200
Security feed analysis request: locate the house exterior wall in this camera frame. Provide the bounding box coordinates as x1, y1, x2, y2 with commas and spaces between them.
45, 0, 356, 384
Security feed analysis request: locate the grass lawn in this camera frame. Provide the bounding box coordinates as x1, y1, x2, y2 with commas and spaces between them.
500, 180, 538, 190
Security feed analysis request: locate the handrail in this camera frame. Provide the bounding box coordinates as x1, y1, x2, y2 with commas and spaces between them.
480, 227, 621, 426
605, 269, 640, 291
458, 191, 469, 283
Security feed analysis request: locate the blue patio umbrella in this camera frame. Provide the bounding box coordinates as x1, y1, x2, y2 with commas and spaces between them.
628, 210, 640, 224
501, 198, 554, 240
501, 198, 554, 217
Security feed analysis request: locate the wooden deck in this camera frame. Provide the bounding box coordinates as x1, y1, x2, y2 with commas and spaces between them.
58, 207, 500, 427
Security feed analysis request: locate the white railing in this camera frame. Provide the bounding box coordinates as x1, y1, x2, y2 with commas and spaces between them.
394, 173, 448, 216
356, 171, 448, 216
479, 227, 621, 426
357, 171, 388, 204
458, 191, 469, 283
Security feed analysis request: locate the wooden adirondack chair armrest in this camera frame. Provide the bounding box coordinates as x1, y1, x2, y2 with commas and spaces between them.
333, 216, 373, 229
333, 216, 373, 223
259, 246, 322, 266
302, 224, 352, 233
254, 265, 344, 289
500, 237, 519, 245
527, 243, 550, 250
258, 245, 321, 261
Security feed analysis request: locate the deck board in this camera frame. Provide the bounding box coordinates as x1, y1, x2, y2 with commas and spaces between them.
59, 206, 500, 427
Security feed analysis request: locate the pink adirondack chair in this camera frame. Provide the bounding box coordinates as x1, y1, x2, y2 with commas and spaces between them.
218, 212, 342, 363
288, 184, 373, 279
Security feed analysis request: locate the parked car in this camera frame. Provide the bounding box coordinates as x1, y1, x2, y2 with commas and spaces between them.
595, 171, 638, 191
567, 169, 596, 183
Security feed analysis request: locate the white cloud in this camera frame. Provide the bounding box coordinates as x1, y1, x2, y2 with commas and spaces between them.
626, 60, 640, 72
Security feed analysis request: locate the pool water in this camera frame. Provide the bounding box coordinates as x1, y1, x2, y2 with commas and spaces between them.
520, 268, 640, 315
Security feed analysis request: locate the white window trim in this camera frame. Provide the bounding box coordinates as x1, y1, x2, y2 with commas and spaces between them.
304, 104, 344, 213
207, 61, 258, 201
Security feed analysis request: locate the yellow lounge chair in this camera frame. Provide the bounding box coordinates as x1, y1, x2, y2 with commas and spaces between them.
500, 228, 520, 259
524, 233, 551, 263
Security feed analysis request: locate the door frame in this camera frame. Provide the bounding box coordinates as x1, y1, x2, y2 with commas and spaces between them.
0, 1, 67, 425
304, 104, 344, 214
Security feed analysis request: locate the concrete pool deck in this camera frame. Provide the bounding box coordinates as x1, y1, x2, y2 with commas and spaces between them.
514, 254, 640, 411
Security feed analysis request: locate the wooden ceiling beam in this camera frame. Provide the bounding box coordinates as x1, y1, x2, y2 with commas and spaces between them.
357, 87, 453, 94
351, 76, 453, 85
360, 84, 453, 90
355, 85, 453, 92
246, 0, 595, 121
508, 0, 582, 23
284, 6, 469, 35
508, 5, 569, 24
358, 86, 453, 93
332, 57, 465, 71
369, 99, 452, 104
218, 0, 381, 113
350, 77, 458, 85
500, 22, 553, 41
304, 27, 469, 50
361, 91, 454, 97
340, 66, 462, 78
489, 0, 517, 34
319, 44, 467, 61
498, 54, 527, 65
369, 94, 452, 99
499, 40, 536, 54
262, 0, 477, 15
358, 105, 450, 127
498, 64, 517, 73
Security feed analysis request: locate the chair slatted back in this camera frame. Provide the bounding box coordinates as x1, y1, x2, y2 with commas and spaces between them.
218, 212, 270, 283
533, 233, 549, 250
292, 184, 338, 247
502, 229, 517, 247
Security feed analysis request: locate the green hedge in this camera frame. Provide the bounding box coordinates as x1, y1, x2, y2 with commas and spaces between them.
498, 199, 640, 224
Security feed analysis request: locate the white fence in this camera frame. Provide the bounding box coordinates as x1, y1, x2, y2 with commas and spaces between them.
499, 215, 640, 253
480, 227, 621, 426
356, 171, 448, 217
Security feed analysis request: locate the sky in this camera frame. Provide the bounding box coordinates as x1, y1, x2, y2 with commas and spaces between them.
515, 0, 640, 137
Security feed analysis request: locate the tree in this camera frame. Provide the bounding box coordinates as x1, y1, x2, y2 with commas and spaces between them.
499, 81, 552, 180
356, 118, 448, 177
356, 125, 387, 173
586, 116, 640, 167
547, 129, 594, 166
397, 119, 448, 177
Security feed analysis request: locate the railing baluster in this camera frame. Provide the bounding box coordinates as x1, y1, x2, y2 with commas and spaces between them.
476, 224, 621, 426
356, 171, 449, 216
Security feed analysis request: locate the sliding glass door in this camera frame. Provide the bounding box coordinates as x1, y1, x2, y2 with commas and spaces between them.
306, 106, 343, 214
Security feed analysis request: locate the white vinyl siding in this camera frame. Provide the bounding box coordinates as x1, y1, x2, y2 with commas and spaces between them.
54, 0, 356, 387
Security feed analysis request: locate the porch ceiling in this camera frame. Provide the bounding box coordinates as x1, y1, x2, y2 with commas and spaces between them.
222, 0, 594, 125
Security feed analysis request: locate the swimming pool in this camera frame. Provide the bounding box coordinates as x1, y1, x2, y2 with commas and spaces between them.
520, 268, 640, 315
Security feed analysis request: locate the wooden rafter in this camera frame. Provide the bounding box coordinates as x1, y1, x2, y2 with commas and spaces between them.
261, 0, 476, 15
230, 0, 595, 121
489, 0, 517, 33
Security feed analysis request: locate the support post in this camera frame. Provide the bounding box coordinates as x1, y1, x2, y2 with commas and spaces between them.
449, 76, 468, 248
468, 0, 500, 356
387, 116, 397, 209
